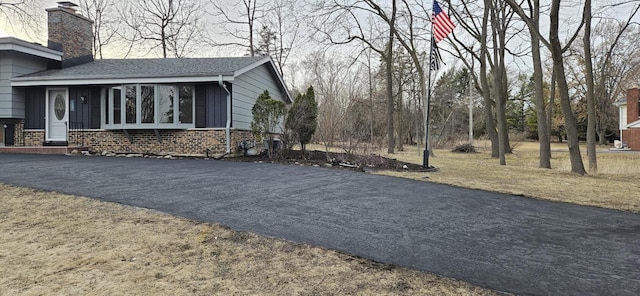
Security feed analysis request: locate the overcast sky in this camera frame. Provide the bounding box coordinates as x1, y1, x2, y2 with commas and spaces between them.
2, 0, 639, 75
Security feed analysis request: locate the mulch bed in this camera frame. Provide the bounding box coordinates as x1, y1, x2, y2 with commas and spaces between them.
227, 149, 434, 172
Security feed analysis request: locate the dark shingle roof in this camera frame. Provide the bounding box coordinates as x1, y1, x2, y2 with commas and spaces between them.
15, 56, 266, 81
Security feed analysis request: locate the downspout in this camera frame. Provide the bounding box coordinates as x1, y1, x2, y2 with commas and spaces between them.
219, 75, 231, 154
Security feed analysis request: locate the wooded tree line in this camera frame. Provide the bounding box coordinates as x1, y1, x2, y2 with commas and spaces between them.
3, 0, 640, 174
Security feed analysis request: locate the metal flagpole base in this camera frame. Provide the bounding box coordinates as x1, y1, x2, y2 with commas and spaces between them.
422, 149, 431, 168
422, 149, 437, 171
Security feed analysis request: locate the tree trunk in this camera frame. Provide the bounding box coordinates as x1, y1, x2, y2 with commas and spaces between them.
397, 82, 404, 151
386, 1, 396, 154
490, 0, 508, 165
530, 0, 551, 168
583, 0, 597, 173
481, 0, 499, 158
548, 67, 556, 144
368, 52, 375, 145
550, 0, 586, 175
597, 127, 607, 145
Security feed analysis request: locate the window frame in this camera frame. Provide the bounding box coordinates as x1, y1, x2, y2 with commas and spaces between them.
102, 84, 195, 129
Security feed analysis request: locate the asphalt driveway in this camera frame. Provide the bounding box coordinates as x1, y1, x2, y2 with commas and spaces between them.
1, 154, 639, 295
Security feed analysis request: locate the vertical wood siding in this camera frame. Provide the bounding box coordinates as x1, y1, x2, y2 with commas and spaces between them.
195, 83, 228, 128
24, 87, 46, 129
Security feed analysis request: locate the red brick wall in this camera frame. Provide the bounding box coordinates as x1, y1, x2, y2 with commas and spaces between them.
622, 129, 640, 151
624, 88, 640, 150
627, 88, 640, 124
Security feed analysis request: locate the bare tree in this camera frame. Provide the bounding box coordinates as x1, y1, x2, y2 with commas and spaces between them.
583, 0, 598, 172
209, 0, 262, 56
593, 21, 640, 144
264, 0, 300, 78
506, 0, 587, 175
488, 0, 516, 165
79, 0, 118, 59
506, 0, 552, 168
445, 0, 499, 158
309, 0, 398, 153
0, 0, 44, 39
585, 2, 639, 172
119, 0, 205, 58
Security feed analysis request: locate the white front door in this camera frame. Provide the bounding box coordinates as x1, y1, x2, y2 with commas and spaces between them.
46, 88, 68, 142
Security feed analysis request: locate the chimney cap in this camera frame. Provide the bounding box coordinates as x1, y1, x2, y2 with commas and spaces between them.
57, 1, 78, 8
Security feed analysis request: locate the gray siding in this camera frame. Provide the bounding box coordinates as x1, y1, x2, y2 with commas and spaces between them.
24, 87, 45, 129
232, 64, 286, 130
195, 83, 228, 128
0, 52, 49, 118
69, 86, 101, 130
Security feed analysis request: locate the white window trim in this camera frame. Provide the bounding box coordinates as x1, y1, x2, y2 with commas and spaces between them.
102, 84, 195, 130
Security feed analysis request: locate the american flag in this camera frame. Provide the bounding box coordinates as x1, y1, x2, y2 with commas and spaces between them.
430, 37, 442, 71
433, 1, 456, 43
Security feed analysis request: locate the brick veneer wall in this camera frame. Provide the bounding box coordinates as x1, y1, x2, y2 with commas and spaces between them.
624, 88, 640, 151
17, 127, 262, 155
622, 129, 640, 151
72, 129, 257, 155
23, 130, 44, 146
627, 88, 640, 125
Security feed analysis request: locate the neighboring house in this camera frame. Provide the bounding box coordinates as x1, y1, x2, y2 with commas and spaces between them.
614, 88, 640, 150
1, 2, 291, 154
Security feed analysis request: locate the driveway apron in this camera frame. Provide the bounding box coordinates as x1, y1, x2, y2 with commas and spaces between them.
1, 154, 639, 295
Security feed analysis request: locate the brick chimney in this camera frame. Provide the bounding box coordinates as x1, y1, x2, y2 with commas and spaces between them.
46, 1, 94, 68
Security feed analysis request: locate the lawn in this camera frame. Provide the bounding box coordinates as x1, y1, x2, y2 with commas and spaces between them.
0, 184, 497, 295
371, 141, 640, 212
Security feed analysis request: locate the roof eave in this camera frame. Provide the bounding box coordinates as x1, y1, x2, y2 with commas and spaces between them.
0, 37, 62, 61
613, 100, 627, 107
627, 119, 640, 128
11, 75, 235, 87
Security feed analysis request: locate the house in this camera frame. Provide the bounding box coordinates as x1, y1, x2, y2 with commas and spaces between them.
1, 2, 291, 155
614, 88, 640, 150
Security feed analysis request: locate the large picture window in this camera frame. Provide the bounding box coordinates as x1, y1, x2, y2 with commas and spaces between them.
104, 84, 194, 129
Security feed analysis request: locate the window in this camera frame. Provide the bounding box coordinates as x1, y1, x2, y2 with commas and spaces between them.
179, 86, 194, 124
141, 85, 155, 123
104, 84, 194, 129
113, 87, 121, 124
125, 85, 136, 123
158, 85, 174, 124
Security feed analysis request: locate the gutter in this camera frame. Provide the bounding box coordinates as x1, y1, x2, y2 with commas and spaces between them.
219, 75, 232, 154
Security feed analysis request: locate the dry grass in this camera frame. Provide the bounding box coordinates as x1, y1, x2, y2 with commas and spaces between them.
0, 184, 498, 296
322, 141, 640, 213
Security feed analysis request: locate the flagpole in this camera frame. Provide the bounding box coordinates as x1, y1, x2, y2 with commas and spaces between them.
423, 4, 436, 169
425, 0, 455, 168
424, 42, 433, 168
